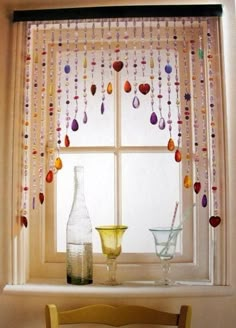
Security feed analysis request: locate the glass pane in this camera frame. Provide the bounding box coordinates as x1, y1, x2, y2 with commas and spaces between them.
121, 153, 181, 253
56, 153, 115, 252
58, 50, 115, 146
121, 49, 179, 146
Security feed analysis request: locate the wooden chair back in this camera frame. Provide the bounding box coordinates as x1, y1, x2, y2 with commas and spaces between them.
45, 303, 191, 327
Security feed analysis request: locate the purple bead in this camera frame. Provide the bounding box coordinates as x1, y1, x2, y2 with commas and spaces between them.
101, 102, 105, 114
83, 111, 88, 124
132, 96, 140, 109
71, 119, 79, 131
202, 194, 208, 207
159, 117, 166, 130
150, 112, 158, 125
64, 65, 70, 74
165, 64, 172, 74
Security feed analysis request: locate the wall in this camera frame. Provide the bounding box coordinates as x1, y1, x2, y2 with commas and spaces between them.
0, 0, 236, 327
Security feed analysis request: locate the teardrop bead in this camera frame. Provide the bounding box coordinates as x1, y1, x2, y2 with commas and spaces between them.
21, 216, 28, 228
49, 83, 53, 96
150, 57, 154, 69
55, 157, 63, 170
39, 192, 44, 204
167, 138, 175, 151
202, 194, 208, 207
175, 149, 182, 162
184, 175, 192, 188
64, 64, 70, 74
71, 119, 79, 131
124, 80, 132, 93
83, 56, 87, 69
64, 134, 70, 147
101, 102, 105, 114
150, 112, 158, 125
83, 111, 88, 124
132, 96, 140, 109
194, 182, 201, 194
107, 82, 113, 94
159, 117, 166, 130
46, 170, 53, 183
198, 49, 204, 59
34, 53, 38, 64
91, 84, 96, 95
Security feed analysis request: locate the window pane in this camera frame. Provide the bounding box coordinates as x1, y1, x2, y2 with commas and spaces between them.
56, 153, 115, 252
121, 152, 181, 253
59, 50, 115, 146
121, 49, 179, 146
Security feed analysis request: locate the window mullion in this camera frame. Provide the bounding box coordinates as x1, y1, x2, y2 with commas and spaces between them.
115, 70, 121, 225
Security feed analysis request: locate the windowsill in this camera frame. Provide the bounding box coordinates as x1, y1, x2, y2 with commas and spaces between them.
2, 280, 234, 298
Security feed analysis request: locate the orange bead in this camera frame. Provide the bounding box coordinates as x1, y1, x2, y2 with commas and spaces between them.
124, 80, 132, 93
107, 82, 113, 94
167, 138, 175, 151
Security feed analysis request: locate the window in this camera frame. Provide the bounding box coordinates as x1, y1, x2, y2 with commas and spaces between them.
12, 6, 226, 285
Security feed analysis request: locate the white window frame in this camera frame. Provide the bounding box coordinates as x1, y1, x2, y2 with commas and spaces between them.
8, 15, 227, 288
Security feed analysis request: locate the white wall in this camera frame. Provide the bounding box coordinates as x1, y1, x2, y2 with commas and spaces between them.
0, 0, 236, 327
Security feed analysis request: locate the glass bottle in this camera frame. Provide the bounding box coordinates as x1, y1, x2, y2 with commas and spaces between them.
66, 166, 93, 285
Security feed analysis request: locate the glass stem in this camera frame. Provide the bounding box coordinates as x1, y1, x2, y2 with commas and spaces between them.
161, 259, 171, 284
107, 258, 117, 283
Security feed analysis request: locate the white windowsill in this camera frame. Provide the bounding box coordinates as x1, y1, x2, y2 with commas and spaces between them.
2, 280, 234, 298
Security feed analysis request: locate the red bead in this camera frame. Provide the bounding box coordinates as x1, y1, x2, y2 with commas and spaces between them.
46, 170, 53, 183
21, 216, 28, 228
39, 192, 44, 204
139, 83, 150, 95
209, 216, 221, 228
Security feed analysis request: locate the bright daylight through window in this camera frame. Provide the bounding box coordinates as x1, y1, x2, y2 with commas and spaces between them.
15, 9, 225, 285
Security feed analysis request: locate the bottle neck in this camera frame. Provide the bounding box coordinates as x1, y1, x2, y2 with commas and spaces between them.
74, 168, 85, 199
69, 166, 90, 220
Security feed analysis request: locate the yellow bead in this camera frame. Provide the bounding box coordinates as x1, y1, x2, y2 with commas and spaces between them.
83, 57, 87, 69
55, 157, 63, 170
186, 153, 191, 160
184, 175, 192, 188
150, 57, 154, 69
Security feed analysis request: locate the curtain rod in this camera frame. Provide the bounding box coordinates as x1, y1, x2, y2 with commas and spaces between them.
13, 5, 223, 22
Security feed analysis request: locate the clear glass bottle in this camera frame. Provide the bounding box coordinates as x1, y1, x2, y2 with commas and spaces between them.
66, 166, 93, 285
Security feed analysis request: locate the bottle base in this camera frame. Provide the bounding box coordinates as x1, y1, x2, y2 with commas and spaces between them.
67, 275, 93, 285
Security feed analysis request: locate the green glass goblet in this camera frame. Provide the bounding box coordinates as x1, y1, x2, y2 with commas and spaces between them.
95, 225, 128, 286
149, 227, 182, 286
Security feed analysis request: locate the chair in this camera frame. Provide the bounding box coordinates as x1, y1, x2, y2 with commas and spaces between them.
45, 303, 191, 327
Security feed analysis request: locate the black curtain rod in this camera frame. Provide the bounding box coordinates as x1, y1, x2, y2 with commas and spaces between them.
13, 5, 223, 22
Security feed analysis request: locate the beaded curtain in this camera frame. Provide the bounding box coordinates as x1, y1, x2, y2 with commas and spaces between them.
20, 17, 222, 229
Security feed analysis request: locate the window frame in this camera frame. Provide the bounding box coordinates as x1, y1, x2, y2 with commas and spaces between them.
9, 12, 227, 287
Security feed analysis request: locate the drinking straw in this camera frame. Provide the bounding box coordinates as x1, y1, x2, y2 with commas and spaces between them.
159, 203, 195, 257
161, 202, 179, 256
170, 201, 179, 229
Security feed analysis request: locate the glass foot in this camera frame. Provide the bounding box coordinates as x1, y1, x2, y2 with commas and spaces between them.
103, 280, 122, 286
154, 278, 180, 286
